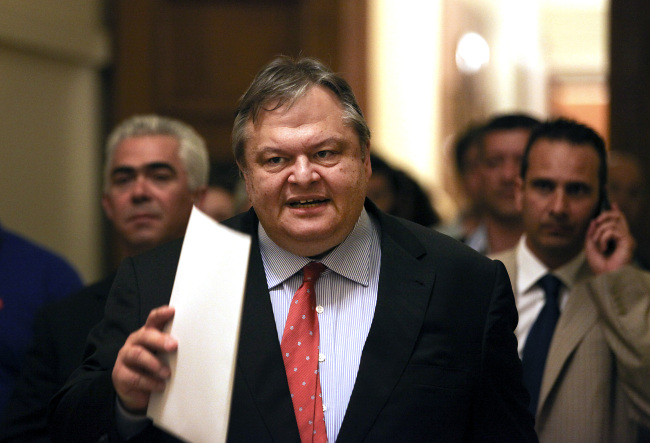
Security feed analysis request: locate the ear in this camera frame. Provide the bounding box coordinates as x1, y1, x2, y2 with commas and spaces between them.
192, 185, 207, 207
364, 142, 372, 179
101, 194, 114, 221
235, 160, 247, 180
236, 161, 253, 196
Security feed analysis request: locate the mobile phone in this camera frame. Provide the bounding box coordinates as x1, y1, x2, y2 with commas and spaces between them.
598, 192, 612, 216
597, 191, 616, 255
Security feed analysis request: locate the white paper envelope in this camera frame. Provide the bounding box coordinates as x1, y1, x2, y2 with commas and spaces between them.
147, 206, 251, 442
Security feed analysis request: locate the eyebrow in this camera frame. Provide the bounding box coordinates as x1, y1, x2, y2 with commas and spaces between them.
260, 136, 347, 152
110, 162, 177, 177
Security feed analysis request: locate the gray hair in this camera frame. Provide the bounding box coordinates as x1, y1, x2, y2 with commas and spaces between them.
232, 56, 371, 168
103, 114, 209, 192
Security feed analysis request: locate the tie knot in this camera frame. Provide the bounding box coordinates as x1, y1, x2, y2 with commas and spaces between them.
303, 261, 326, 283
538, 274, 562, 300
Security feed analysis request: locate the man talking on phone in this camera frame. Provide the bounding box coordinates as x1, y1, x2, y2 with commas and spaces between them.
491, 118, 650, 442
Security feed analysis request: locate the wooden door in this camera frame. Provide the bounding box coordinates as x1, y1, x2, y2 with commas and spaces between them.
109, 0, 367, 161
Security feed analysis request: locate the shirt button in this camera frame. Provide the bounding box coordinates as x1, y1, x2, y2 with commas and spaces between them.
322, 404, 327, 412
319, 353, 326, 362
316, 305, 324, 314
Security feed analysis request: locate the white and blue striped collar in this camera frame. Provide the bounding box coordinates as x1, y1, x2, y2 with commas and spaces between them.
258, 208, 377, 289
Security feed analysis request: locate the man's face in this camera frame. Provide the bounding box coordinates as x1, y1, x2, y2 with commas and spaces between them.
460, 143, 484, 209
608, 155, 646, 230
240, 86, 371, 257
516, 139, 601, 268
201, 187, 235, 222
102, 135, 200, 256
480, 129, 530, 220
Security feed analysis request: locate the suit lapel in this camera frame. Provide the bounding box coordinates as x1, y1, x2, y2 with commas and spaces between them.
337, 212, 436, 442
228, 211, 300, 441
538, 263, 597, 414
494, 250, 599, 419
228, 206, 436, 441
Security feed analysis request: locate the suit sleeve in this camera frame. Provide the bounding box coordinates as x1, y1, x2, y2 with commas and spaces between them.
48, 257, 151, 442
1, 306, 59, 442
587, 265, 650, 427
471, 260, 538, 442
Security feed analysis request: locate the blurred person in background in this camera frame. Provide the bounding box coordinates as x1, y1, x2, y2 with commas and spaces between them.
607, 150, 649, 268
202, 160, 240, 222
467, 113, 540, 254
437, 122, 485, 240
0, 114, 209, 442
367, 153, 440, 227
0, 224, 82, 422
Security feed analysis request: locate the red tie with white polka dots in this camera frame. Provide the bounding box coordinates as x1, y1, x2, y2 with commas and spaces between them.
281, 262, 327, 443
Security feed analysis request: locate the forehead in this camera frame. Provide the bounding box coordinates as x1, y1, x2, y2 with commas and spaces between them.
244, 86, 353, 149
483, 128, 530, 156
526, 139, 600, 183
111, 135, 182, 168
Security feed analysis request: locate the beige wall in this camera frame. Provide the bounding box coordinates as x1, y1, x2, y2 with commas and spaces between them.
0, 0, 110, 283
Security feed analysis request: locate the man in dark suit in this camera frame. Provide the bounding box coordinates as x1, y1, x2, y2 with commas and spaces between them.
49, 57, 537, 442
0, 115, 209, 442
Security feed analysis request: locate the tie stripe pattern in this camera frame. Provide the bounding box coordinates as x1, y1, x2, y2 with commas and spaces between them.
281, 262, 327, 442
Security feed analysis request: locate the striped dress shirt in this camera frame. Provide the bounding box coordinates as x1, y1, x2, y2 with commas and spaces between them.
259, 208, 381, 442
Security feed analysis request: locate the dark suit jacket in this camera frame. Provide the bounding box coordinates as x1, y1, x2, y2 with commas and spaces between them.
1, 275, 114, 442
49, 202, 537, 442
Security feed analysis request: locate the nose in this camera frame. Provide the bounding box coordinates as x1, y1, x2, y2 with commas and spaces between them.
130, 175, 151, 203
502, 158, 520, 182
288, 157, 319, 185
549, 189, 568, 215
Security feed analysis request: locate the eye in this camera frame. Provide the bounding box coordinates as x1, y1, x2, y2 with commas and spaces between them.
261, 155, 288, 171
530, 179, 554, 193
111, 173, 134, 186
484, 156, 502, 169
565, 183, 592, 197
151, 171, 173, 182
314, 149, 340, 165
316, 150, 332, 159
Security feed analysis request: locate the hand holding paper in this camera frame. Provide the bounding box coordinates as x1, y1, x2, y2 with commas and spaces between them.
146, 206, 251, 443
112, 305, 178, 414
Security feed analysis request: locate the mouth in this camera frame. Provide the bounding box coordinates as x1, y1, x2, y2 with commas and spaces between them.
541, 223, 572, 236
288, 198, 328, 208
128, 213, 160, 223
497, 188, 516, 199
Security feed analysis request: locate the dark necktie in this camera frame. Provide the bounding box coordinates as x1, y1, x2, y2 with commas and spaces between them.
281, 262, 327, 443
522, 274, 562, 416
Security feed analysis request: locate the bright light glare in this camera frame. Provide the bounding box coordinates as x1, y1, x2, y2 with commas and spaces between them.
456, 32, 490, 73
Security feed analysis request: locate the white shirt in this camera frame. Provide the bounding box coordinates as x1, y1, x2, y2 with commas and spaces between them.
259, 208, 381, 442
464, 222, 488, 255
514, 235, 586, 356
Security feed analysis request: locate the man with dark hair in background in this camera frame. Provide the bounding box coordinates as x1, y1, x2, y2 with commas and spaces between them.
202, 160, 241, 222
608, 150, 650, 269
466, 113, 540, 254
492, 118, 650, 442
438, 122, 486, 241
367, 153, 440, 227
